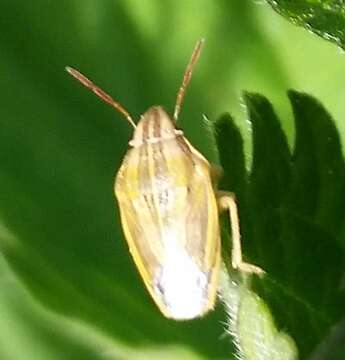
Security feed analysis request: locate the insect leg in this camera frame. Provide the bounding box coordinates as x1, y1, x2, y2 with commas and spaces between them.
217, 191, 265, 276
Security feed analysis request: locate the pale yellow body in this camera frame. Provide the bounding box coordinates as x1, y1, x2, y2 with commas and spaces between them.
115, 107, 220, 319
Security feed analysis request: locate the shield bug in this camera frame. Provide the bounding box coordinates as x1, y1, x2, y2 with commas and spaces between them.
66, 39, 264, 320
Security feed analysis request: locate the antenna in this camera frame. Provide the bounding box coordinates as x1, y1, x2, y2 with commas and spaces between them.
66, 66, 136, 128
173, 38, 204, 121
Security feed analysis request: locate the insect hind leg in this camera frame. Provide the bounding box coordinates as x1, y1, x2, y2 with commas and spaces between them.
217, 191, 265, 276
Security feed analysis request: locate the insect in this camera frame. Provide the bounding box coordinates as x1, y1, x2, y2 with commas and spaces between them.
66, 39, 264, 320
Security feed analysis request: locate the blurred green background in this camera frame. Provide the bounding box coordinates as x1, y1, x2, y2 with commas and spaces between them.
1, 0, 345, 359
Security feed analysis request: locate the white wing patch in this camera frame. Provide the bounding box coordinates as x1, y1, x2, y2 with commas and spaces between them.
153, 228, 208, 320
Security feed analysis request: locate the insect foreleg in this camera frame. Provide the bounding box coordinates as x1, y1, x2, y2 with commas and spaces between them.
217, 191, 265, 276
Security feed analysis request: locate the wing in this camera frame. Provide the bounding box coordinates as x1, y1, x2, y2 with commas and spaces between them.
114, 139, 220, 319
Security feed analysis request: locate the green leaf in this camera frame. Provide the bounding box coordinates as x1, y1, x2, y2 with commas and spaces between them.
310, 318, 345, 359
222, 278, 298, 360
266, 0, 345, 49
2, 0, 345, 358
214, 91, 345, 358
